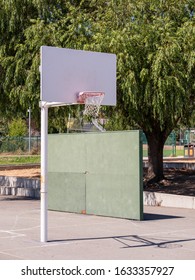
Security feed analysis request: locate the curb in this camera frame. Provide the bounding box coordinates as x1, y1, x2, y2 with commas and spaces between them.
144, 191, 195, 209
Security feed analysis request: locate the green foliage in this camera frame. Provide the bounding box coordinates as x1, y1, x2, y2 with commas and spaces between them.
86, 0, 194, 133
0, 0, 194, 143
8, 118, 28, 137
0, 0, 88, 127
61, 0, 194, 180
0, 117, 8, 136
0, 0, 194, 180
104, 108, 134, 131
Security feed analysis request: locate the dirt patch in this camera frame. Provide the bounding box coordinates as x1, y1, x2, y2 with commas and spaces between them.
0, 166, 194, 197
144, 168, 195, 197
0, 168, 40, 179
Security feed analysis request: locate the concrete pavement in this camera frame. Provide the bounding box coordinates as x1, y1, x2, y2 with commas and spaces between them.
0, 197, 195, 260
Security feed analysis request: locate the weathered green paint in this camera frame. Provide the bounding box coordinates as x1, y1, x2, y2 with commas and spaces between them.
48, 172, 86, 213
48, 131, 143, 220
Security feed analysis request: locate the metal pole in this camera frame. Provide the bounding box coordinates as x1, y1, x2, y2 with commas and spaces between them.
28, 107, 31, 153
40, 102, 48, 242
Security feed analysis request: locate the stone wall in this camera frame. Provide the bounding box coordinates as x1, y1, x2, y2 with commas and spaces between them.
0, 176, 40, 198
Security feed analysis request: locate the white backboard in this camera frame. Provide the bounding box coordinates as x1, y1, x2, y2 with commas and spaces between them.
40, 46, 116, 105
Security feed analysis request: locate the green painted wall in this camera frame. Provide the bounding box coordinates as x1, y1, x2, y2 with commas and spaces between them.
48, 131, 143, 220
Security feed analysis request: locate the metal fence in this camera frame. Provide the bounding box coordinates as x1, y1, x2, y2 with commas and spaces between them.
142, 130, 194, 157
142, 130, 195, 146
0, 136, 41, 153
0, 129, 194, 155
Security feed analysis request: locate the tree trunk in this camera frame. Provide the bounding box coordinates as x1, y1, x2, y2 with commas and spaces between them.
145, 131, 166, 184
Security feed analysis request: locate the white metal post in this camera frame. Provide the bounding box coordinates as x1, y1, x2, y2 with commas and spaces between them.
40, 102, 48, 242
28, 107, 31, 153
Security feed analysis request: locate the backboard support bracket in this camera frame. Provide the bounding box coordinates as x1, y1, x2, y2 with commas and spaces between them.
39, 101, 77, 108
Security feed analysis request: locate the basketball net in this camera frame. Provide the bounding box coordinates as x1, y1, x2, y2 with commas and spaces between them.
77, 92, 105, 118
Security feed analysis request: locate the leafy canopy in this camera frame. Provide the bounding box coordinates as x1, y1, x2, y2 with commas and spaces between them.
0, 0, 194, 136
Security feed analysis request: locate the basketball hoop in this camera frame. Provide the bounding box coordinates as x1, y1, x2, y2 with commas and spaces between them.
77, 91, 105, 118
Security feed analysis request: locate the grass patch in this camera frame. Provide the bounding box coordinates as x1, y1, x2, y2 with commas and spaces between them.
0, 155, 40, 165
143, 148, 184, 157
163, 149, 184, 157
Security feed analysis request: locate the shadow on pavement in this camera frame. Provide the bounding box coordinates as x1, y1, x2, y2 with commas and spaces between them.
48, 235, 195, 250
144, 213, 184, 220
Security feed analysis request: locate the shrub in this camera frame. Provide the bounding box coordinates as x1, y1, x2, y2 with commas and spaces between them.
8, 118, 28, 137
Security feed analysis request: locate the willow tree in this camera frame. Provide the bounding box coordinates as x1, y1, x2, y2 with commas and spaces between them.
0, 0, 70, 124
66, 0, 195, 182
0, 0, 90, 129
1, 0, 194, 182
117, 0, 195, 183
0, 0, 37, 123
